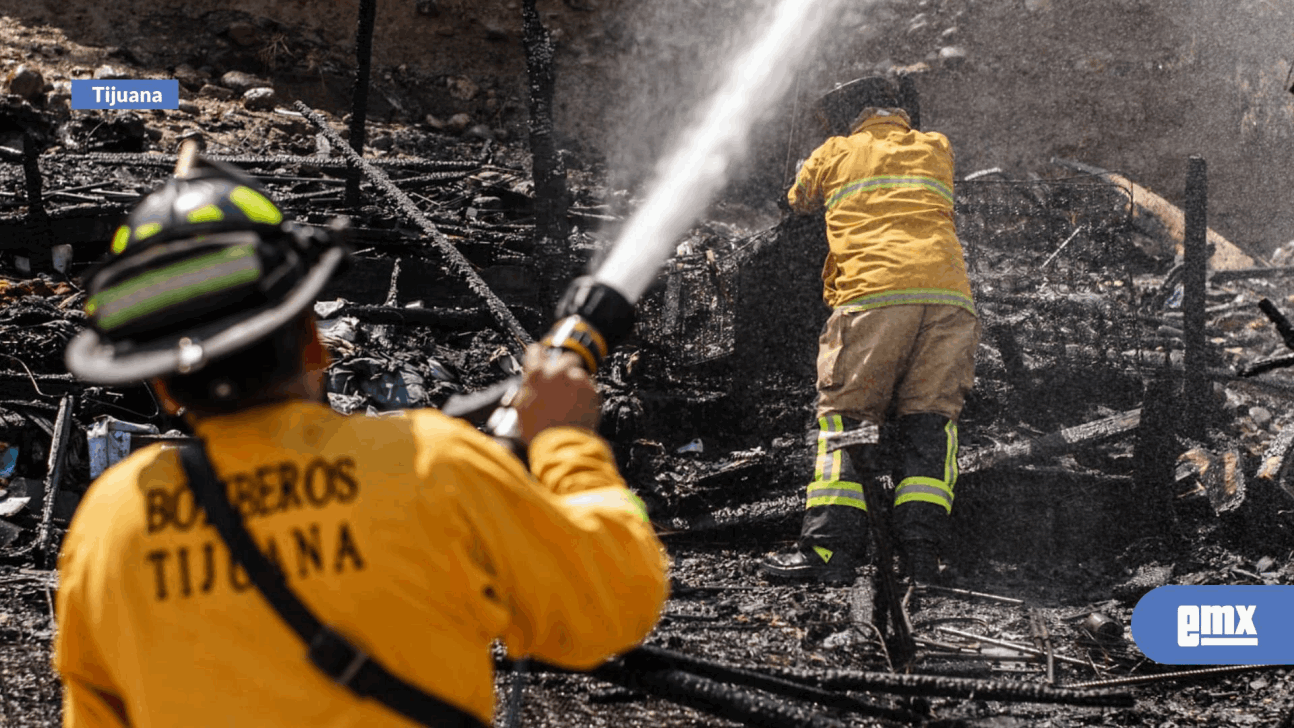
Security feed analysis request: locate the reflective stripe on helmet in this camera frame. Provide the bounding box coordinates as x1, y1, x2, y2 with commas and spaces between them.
88, 243, 261, 332
110, 226, 131, 255
134, 222, 163, 242
187, 204, 225, 224
229, 186, 283, 224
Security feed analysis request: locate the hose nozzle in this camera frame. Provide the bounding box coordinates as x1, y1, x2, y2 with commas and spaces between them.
543, 277, 634, 374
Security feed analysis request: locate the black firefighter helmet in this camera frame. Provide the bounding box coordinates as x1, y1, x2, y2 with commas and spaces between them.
65, 154, 347, 385
814, 74, 922, 135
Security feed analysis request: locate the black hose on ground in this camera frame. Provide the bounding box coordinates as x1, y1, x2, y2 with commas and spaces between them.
593, 661, 848, 728
761, 663, 1134, 707
623, 645, 922, 723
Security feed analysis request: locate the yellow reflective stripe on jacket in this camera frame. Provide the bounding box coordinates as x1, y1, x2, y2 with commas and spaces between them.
894, 421, 959, 513
806, 480, 868, 511
826, 175, 954, 210
838, 287, 975, 316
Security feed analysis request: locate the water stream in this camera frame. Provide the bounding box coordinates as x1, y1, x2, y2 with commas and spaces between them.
593, 0, 848, 304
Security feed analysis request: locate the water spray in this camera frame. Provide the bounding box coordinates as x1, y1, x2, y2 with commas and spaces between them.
445, 0, 845, 435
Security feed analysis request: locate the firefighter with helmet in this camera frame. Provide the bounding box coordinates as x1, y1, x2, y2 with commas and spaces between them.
55, 150, 668, 727
760, 75, 980, 585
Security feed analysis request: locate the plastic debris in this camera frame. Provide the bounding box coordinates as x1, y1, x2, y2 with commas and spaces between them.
676, 438, 704, 454
88, 416, 160, 479
0, 444, 17, 479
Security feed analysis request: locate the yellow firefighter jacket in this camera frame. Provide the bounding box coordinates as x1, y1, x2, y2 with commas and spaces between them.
789, 114, 975, 313
54, 400, 669, 727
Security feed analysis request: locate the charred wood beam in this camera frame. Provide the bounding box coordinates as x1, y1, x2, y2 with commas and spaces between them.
957, 408, 1141, 474
74, 151, 480, 172
1254, 425, 1294, 501
345, 0, 378, 205
321, 302, 490, 330
386, 171, 475, 187
21, 132, 51, 261
1182, 155, 1208, 440
521, 0, 571, 243
296, 100, 533, 356
1210, 266, 1294, 284
1133, 376, 1178, 535
0, 371, 79, 399
936, 626, 1092, 669
35, 395, 74, 568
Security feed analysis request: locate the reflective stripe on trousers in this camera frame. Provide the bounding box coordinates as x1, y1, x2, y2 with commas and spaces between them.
894, 419, 958, 513
805, 415, 867, 511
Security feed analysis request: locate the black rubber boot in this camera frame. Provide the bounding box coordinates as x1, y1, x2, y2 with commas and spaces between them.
894, 501, 947, 584
799, 417, 872, 567
759, 545, 861, 583
892, 413, 959, 585
767, 417, 874, 583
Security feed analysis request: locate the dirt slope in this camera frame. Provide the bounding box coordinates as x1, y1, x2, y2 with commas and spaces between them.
2, 0, 1291, 252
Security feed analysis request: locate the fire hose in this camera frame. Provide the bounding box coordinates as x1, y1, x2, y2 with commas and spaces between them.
501, 643, 1134, 727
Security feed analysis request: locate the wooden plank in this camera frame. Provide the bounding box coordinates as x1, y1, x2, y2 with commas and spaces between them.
959, 408, 1142, 474
1052, 158, 1256, 271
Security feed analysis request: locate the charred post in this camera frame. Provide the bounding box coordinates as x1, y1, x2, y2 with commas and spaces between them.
21, 132, 51, 266
1182, 155, 1208, 439
522, 0, 571, 245
345, 0, 379, 206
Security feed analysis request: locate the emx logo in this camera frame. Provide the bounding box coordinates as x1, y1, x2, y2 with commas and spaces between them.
1177, 604, 1257, 647
1133, 585, 1292, 664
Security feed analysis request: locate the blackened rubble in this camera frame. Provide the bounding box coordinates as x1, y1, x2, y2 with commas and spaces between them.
0, 18, 1293, 728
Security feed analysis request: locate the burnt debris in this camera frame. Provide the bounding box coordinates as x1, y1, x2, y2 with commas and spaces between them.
0, 10, 1293, 728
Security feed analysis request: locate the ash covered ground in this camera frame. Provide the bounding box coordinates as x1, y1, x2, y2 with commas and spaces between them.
0, 2, 1293, 727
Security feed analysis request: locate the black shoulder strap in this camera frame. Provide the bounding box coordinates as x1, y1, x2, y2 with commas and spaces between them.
178, 443, 485, 728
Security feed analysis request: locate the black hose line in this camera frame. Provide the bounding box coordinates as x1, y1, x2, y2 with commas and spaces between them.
593, 662, 848, 728
623, 645, 922, 723
761, 664, 1134, 707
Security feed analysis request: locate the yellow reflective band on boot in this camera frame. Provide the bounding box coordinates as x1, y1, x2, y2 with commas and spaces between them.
893, 476, 953, 512
813, 546, 834, 564
814, 415, 844, 482
893, 420, 959, 513
806, 480, 868, 510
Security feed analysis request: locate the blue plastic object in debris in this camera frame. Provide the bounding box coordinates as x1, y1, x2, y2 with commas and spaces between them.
1164, 284, 1183, 309
0, 445, 17, 479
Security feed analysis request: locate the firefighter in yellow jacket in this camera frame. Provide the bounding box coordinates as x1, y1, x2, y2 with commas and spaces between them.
57, 155, 669, 727
760, 75, 979, 584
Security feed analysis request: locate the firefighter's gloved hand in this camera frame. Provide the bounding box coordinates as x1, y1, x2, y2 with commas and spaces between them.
512, 344, 601, 445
